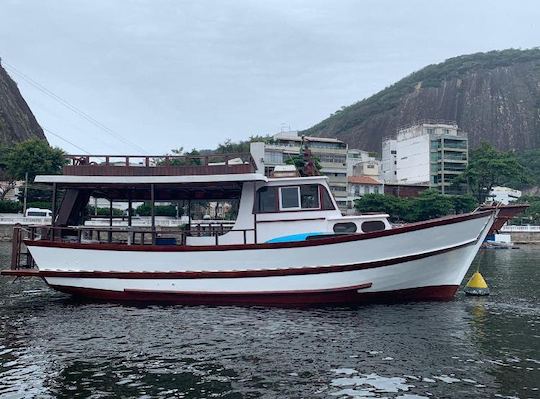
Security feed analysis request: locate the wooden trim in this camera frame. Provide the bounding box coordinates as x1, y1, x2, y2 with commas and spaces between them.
4, 238, 477, 280
24, 210, 493, 252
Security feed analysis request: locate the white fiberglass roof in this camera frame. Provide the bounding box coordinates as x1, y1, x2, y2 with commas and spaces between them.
34, 173, 268, 185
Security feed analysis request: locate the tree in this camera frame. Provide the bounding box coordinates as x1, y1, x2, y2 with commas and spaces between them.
0, 170, 16, 200
215, 135, 276, 154
135, 203, 183, 217
354, 193, 407, 222
514, 196, 540, 224
515, 149, 540, 188
284, 139, 321, 176
0, 144, 16, 200
4, 140, 66, 180
355, 190, 478, 223
451, 194, 478, 214
160, 148, 202, 166
409, 189, 454, 221
459, 142, 525, 203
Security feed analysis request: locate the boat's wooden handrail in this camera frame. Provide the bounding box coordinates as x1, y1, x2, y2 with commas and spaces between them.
13, 224, 256, 261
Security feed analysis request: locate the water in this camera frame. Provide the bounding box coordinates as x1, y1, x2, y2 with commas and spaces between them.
0, 242, 538, 399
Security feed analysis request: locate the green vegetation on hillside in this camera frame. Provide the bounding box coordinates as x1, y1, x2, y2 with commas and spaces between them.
303, 48, 540, 137
515, 149, 540, 188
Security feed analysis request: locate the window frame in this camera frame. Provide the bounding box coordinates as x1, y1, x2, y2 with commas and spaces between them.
253, 184, 337, 214
299, 184, 320, 210
279, 186, 302, 210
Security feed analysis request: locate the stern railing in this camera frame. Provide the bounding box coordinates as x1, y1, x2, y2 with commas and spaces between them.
10, 224, 256, 269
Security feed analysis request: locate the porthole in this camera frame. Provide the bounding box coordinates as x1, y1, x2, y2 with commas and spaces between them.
333, 222, 357, 234
361, 220, 386, 233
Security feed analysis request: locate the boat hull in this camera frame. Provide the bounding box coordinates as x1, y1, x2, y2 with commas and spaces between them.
48, 284, 459, 306
21, 211, 495, 305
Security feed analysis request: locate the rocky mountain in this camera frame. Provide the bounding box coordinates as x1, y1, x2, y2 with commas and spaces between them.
302, 49, 540, 153
0, 61, 46, 146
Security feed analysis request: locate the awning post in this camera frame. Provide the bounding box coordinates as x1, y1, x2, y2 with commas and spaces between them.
108, 199, 113, 243
51, 183, 57, 226
151, 183, 156, 244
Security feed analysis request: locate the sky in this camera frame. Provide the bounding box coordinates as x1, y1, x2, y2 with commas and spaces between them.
1, 0, 539, 154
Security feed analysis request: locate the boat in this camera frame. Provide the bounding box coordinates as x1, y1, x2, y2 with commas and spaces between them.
479, 202, 529, 234
1, 153, 499, 306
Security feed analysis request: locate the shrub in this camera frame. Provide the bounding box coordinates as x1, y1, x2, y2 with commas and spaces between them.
0, 200, 22, 213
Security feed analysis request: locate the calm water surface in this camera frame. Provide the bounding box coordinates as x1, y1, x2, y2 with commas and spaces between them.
0, 242, 538, 399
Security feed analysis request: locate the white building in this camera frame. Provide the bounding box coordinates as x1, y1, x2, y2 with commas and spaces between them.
487, 186, 522, 205
382, 121, 468, 194
381, 139, 397, 183
347, 149, 381, 178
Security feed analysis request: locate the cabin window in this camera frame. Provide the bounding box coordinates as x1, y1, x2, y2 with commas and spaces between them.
256, 187, 278, 212
300, 185, 320, 209
255, 184, 334, 213
280, 187, 301, 210
321, 187, 336, 210
333, 222, 357, 233
361, 220, 386, 233
27, 211, 48, 217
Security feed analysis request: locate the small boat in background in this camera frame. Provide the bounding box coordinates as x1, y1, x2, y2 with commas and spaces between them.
2, 153, 499, 306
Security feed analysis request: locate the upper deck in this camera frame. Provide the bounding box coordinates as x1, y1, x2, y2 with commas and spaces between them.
61, 153, 257, 177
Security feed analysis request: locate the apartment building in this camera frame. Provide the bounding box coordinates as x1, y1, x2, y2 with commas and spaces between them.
347, 149, 381, 178
382, 121, 468, 194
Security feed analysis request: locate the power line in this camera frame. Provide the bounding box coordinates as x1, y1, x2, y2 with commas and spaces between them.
42, 126, 90, 154
2, 60, 147, 154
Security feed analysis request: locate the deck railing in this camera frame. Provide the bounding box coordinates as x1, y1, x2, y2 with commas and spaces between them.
10, 223, 256, 270
0, 216, 52, 225
500, 225, 540, 232
62, 153, 258, 176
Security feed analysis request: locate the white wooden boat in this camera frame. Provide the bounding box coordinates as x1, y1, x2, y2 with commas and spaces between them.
2, 153, 498, 305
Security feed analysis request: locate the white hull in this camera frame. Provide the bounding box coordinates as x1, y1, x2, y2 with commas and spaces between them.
22, 211, 496, 305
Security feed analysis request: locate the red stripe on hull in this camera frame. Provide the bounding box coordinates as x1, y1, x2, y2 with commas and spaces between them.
48, 284, 459, 306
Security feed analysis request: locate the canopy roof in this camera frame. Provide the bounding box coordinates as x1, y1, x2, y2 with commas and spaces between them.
34, 173, 267, 201
35, 173, 267, 185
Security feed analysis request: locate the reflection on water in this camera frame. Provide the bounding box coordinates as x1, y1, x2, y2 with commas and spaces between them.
0, 243, 539, 398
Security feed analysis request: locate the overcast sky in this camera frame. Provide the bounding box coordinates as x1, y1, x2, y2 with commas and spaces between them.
1, 0, 539, 154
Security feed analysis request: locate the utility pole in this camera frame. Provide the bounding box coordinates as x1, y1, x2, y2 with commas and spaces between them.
23, 172, 28, 215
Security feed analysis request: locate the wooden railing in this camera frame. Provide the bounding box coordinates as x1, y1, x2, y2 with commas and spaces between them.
61, 153, 258, 177
10, 223, 256, 269
62, 153, 258, 175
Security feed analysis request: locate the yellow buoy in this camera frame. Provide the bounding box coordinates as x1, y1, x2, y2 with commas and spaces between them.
464, 271, 490, 296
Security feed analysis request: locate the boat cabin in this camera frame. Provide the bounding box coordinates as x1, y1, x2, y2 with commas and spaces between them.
24, 153, 391, 249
